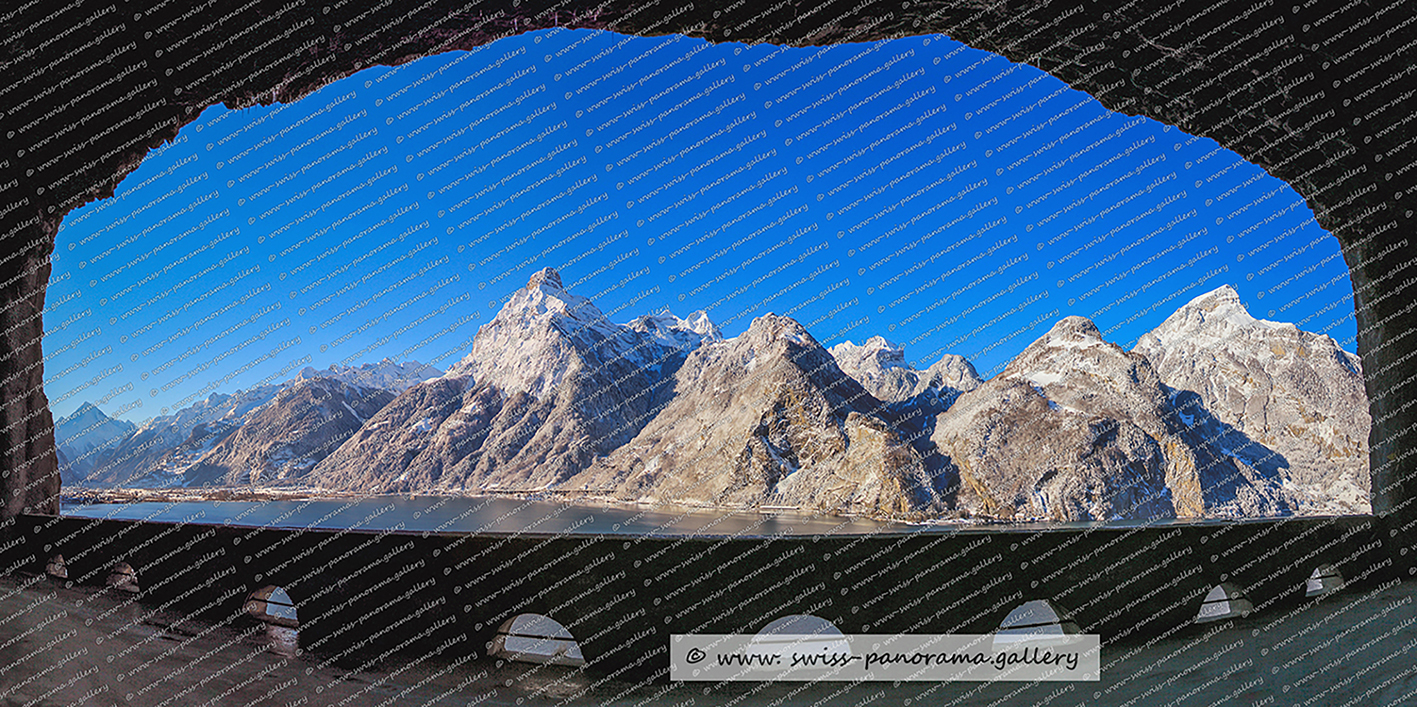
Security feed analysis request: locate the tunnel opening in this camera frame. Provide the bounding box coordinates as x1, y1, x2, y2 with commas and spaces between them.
994, 599, 1081, 645
746, 615, 850, 669
1194, 583, 1253, 624
246, 585, 299, 627
0, 0, 1410, 700
105, 561, 138, 593
1306, 564, 1345, 598
246, 585, 300, 657
489, 613, 585, 667
36, 26, 1372, 524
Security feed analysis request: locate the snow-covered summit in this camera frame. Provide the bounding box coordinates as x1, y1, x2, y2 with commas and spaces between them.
55, 402, 136, 483
298, 358, 441, 393
1134, 283, 1370, 514
1144, 285, 1290, 347
831, 336, 909, 372
446, 267, 677, 400
628, 309, 722, 352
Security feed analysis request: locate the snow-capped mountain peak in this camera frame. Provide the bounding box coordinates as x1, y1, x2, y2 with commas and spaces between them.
1134, 283, 1370, 514
830, 336, 909, 373
446, 267, 675, 401
55, 402, 137, 483
1037, 315, 1108, 350
298, 358, 441, 393
627, 309, 723, 352
1004, 315, 1132, 391
1147, 285, 1290, 347
511, 267, 615, 333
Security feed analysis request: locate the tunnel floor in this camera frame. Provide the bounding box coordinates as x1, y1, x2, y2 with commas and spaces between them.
2, 571, 1414, 706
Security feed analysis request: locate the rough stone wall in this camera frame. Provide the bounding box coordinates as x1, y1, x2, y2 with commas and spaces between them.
0, 0, 1412, 519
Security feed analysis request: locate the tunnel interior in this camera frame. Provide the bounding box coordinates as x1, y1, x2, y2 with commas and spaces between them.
1, 0, 1411, 526
0, 0, 1413, 689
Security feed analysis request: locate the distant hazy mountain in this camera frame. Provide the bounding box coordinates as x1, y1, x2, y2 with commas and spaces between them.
81, 360, 437, 488
628, 310, 723, 352
829, 336, 982, 427
297, 358, 441, 394
91, 385, 282, 486
1134, 285, 1370, 514
54, 402, 135, 484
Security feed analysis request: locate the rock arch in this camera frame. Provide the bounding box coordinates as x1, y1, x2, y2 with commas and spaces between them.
0, 0, 1411, 527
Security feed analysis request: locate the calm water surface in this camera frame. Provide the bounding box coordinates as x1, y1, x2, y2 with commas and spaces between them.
57, 495, 1305, 536
59, 496, 908, 536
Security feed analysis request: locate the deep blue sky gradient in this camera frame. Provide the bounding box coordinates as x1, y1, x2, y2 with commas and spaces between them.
45, 29, 1357, 423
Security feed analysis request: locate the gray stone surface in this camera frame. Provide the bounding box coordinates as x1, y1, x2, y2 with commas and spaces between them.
570, 314, 950, 517
1135, 285, 1371, 514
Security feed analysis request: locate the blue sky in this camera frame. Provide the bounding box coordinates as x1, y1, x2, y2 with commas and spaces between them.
45, 29, 1357, 423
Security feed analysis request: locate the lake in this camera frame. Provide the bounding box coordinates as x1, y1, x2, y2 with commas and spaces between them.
59, 495, 912, 537
58, 494, 1306, 536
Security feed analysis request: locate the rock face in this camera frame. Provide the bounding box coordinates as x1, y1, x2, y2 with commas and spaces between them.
933, 315, 1294, 521
53, 403, 136, 484
830, 337, 919, 403
932, 317, 1176, 521
1134, 286, 1371, 514
628, 310, 723, 352
309, 268, 690, 492
829, 338, 982, 444
830, 337, 981, 407
567, 315, 951, 517
177, 377, 395, 487
304, 375, 477, 493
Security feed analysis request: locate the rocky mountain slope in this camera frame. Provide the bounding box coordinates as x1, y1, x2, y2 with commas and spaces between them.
933, 315, 1291, 521
1134, 285, 1370, 514
307, 268, 700, 493
76, 272, 1369, 523
566, 315, 952, 517
829, 336, 983, 438
176, 377, 396, 487
88, 385, 283, 486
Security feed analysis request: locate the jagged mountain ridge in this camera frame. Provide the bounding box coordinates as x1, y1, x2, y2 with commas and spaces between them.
305, 274, 1366, 521
54, 402, 136, 484
829, 336, 982, 406
565, 315, 953, 518
308, 268, 702, 493
297, 358, 442, 393
1134, 285, 1370, 514
83, 272, 1368, 522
